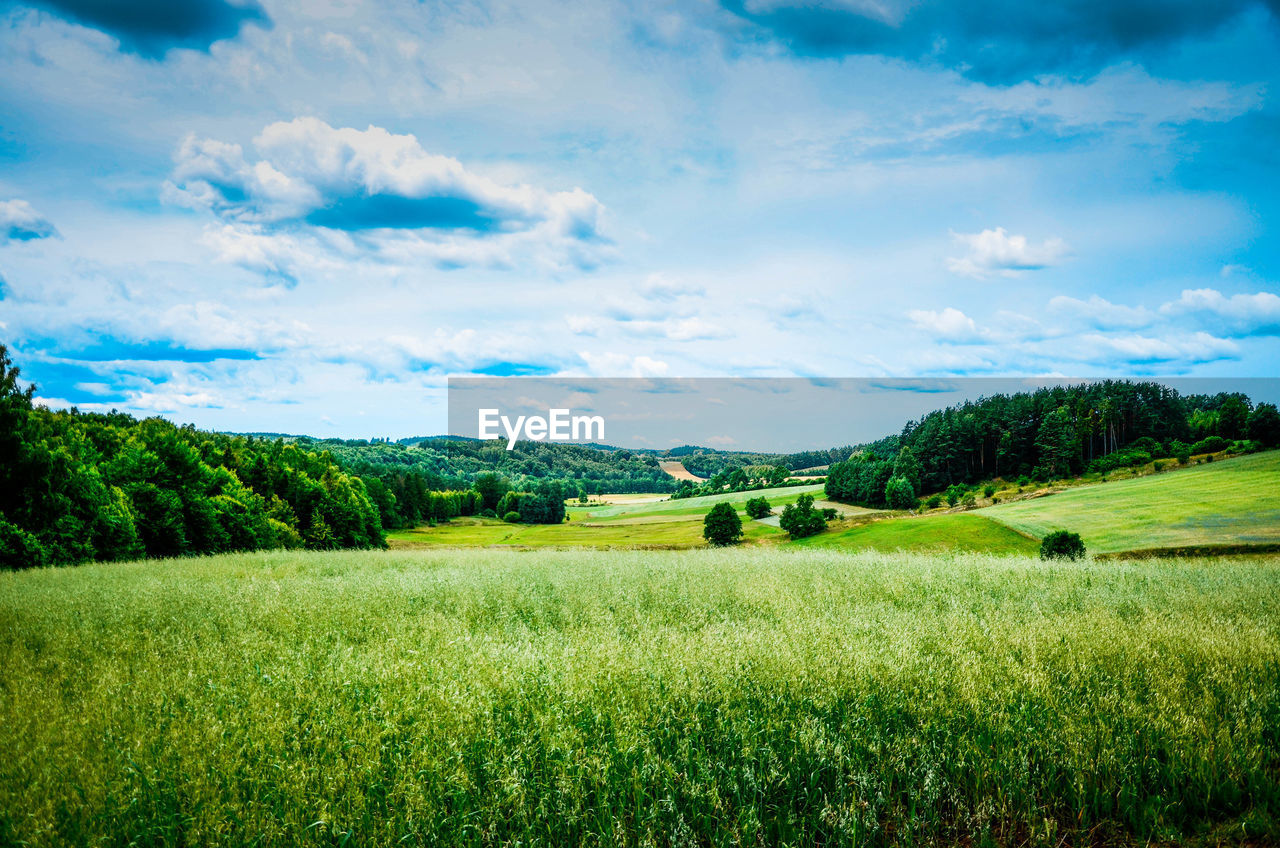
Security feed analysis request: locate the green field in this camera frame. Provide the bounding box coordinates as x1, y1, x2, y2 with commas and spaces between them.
798, 512, 1041, 554
982, 450, 1280, 554
390, 484, 827, 549
2, 548, 1278, 846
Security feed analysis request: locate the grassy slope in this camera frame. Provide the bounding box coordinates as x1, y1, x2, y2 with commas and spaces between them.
798, 512, 1040, 554
2, 548, 1278, 846
982, 450, 1280, 554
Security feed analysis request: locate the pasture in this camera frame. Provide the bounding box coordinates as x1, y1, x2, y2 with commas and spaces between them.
2, 547, 1278, 846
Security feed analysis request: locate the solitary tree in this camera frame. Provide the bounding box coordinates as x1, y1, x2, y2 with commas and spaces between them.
703, 502, 743, 546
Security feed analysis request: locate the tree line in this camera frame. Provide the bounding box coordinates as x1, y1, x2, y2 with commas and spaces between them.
0, 345, 386, 569
825, 380, 1280, 509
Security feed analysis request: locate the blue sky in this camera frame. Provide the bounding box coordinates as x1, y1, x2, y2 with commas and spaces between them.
1, 0, 1278, 438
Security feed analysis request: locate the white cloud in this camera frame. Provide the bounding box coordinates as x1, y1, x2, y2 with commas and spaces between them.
165, 117, 611, 271
907, 307, 988, 342
0, 199, 58, 243
946, 227, 1068, 278
1080, 331, 1240, 365
1158, 288, 1280, 336
579, 351, 670, 377
1048, 294, 1153, 329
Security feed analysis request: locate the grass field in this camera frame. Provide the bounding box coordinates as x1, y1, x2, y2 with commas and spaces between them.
2, 547, 1278, 846
390, 484, 826, 549
798, 512, 1041, 555
983, 450, 1280, 554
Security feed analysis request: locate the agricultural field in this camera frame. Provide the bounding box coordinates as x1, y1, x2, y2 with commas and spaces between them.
982, 450, 1280, 555
2, 547, 1278, 846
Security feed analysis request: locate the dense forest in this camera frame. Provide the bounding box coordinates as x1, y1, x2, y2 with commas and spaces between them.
0, 345, 386, 569
826, 380, 1280, 508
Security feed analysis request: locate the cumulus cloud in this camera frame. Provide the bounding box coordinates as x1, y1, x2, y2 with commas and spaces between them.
907, 307, 988, 343
166, 118, 610, 272
15, 0, 268, 57
578, 352, 670, 377
0, 199, 58, 243
946, 227, 1068, 278
717, 0, 1280, 82
1158, 288, 1280, 336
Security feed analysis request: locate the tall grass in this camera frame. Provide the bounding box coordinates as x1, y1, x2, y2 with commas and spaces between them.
2, 548, 1278, 846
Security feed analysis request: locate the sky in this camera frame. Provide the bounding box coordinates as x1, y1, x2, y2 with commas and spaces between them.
1, 0, 1279, 440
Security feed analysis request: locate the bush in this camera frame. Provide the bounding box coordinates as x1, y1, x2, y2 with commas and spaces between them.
1191, 435, 1229, 455
983, 485, 996, 499
1152, 460, 1165, 472
1230, 439, 1262, 455
1088, 449, 1151, 475
960, 492, 976, 508
502, 511, 521, 523
1040, 530, 1086, 561
1017, 476, 1030, 487
479, 508, 496, 518
744, 497, 772, 519
945, 484, 966, 507
1170, 440, 1191, 465
1128, 436, 1165, 458
821, 508, 838, 520
702, 502, 743, 546
779, 493, 827, 540
925, 494, 943, 509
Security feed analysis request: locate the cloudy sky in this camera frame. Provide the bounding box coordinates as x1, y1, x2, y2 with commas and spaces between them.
1, 0, 1279, 438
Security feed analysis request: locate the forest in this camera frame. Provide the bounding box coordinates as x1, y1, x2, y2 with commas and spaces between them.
825, 380, 1280, 508
0, 345, 386, 568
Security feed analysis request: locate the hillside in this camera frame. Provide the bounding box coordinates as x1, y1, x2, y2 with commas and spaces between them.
982, 450, 1280, 555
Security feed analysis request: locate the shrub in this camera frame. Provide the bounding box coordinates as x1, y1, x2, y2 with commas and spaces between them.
960, 493, 976, 509
1040, 530, 1086, 561
991, 497, 999, 504
1128, 436, 1165, 458
1170, 440, 1191, 465
821, 508, 838, 520
925, 494, 943, 509
1230, 439, 1262, 455
1152, 460, 1165, 472
945, 484, 966, 507
1017, 476, 1030, 487
702, 502, 743, 546
502, 511, 521, 523
1191, 435, 1229, 455
778, 493, 827, 540
983, 485, 996, 499
479, 508, 496, 518
744, 497, 772, 519
1088, 449, 1151, 475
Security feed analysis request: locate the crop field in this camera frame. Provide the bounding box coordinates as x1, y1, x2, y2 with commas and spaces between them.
2, 547, 1278, 846
983, 451, 1280, 554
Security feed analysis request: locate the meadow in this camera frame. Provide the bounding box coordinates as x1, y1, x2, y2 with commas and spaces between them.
982, 450, 1280, 554
2, 547, 1279, 846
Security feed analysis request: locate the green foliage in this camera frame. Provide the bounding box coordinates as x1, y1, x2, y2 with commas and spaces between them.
778, 493, 827, 539
884, 475, 916, 510
0, 343, 384, 568
744, 496, 772, 519
503, 511, 521, 523
1039, 530, 1086, 561
1248, 403, 1280, 447
1088, 448, 1151, 474
982, 484, 996, 498
702, 501, 742, 546
925, 494, 943, 509
1192, 435, 1229, 454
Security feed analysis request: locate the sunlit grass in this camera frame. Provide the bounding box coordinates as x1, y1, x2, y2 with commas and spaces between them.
2, 548, 1278, 846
